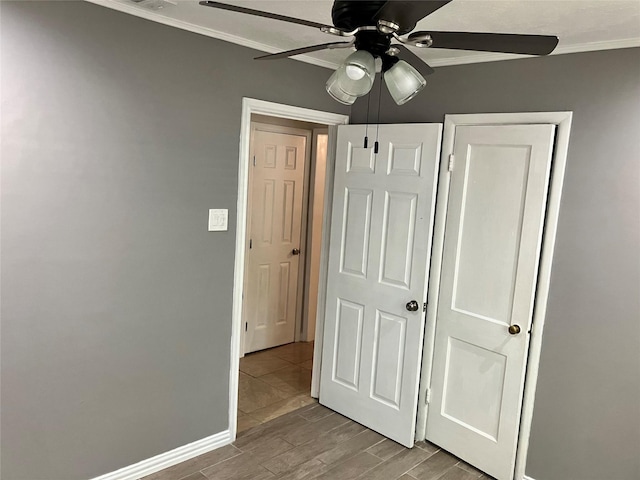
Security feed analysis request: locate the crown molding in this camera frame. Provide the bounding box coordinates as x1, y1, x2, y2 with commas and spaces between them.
84, 0, 342, 70
85, 0, 639, 71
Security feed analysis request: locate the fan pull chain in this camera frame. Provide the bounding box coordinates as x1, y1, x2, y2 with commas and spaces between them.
364, 88, 372, 148
374, 74, 383, 154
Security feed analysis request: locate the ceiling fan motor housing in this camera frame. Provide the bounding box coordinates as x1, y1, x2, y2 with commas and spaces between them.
331, 0, 387, 31
332, 0, 419, 35
355, 30, 392, 58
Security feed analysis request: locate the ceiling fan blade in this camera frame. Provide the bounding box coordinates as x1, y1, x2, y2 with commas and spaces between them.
395, 45, 435, 76
199, 1, 333, 31
409, 31, 559, 55
374, 1, 452, 34
255, 42, 354, 61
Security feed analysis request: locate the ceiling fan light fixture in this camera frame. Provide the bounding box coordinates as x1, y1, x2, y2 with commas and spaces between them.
336, 50, 375, 97
326, 68, 357, 105
384, 60, 427, 105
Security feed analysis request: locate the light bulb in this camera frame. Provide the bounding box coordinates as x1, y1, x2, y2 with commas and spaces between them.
345, 65, 366, 80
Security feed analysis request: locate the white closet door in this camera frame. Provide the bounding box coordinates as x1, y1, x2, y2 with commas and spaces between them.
426, 124, 556, 480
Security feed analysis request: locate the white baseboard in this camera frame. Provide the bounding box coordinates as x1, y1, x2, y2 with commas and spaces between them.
523, 475, 537, 480
90, 429, 232, 480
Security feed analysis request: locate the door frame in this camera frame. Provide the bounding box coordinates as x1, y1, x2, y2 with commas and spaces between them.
229, 98, 348, 440
415, 112, 573, 480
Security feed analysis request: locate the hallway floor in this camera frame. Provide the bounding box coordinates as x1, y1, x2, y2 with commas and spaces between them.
143, 403, 492, 480
238, 342, 315, 432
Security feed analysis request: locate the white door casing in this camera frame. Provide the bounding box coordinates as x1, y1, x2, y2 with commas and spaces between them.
425, 124, 556, 480
244, 123, 310, 353
320, 123, 442, 447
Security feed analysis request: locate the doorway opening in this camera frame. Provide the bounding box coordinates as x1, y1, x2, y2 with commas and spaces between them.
229, 99, 349, 439
238, 115, 327, 432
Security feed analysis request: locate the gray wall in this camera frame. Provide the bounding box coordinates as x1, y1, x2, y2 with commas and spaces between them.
0, 2, 347, 479
352, 48, 640, 480
2, 2, 638, 480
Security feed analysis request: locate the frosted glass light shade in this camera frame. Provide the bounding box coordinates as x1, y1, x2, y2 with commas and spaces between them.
384, 60, 426, 105
326, 68, 357, 105
337, 50, 375, 97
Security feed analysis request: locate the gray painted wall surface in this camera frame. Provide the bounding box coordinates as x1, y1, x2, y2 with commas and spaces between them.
352, 48, 640, 480
3, 2, 638, 480
0, 2, 347, 479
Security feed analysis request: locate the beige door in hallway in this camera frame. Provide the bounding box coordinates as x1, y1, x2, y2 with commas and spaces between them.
244, 123, 310, 353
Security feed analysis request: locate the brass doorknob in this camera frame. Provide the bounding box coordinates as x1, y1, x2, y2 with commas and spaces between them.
508, 324, 521, 335
291, 248, 300, 255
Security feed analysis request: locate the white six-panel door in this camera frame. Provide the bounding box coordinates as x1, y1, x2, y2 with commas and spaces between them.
320, 124, 442, 447
245, 124, 309, 353
426, 124, 556, 479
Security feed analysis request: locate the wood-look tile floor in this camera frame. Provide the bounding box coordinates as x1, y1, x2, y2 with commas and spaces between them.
237, 342, 316, 432
143, 403, 495, 480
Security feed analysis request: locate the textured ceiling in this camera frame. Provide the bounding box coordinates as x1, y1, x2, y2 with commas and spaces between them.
91, 0, 640, 68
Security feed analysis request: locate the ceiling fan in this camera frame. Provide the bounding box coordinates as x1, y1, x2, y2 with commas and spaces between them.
200, 1, 559, 105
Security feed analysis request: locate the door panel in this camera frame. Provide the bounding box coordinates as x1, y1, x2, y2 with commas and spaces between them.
426, 124, 556, 480
452, 144, 532, 323
278, 262, 291, 324
371, 309, 407, 408
380, 192, 418, 289
443, 338, 507, 440
245, 125, 308, 353
333, 299, 364, 389
320, 124, 442, 447
340, 188, 373, 278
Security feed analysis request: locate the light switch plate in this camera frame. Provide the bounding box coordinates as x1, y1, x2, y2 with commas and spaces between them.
208, 209, 228, 231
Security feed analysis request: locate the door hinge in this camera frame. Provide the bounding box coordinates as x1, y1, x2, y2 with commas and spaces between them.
253, 155, 256, 166
423, 302, 427, 312
245, 322, 248, 332
426, 388, 431, 404
448, 154, 455, 172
